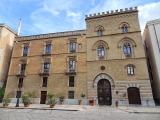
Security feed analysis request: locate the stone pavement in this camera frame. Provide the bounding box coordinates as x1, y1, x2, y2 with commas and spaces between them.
118, 106, 160, 114
0, 103, 160, 120
0, 103, 92, 111
0, 106, 160, 120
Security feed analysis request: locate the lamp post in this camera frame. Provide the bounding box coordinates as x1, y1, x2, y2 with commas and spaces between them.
15, 63, 21, 107
15, 86, 21, 107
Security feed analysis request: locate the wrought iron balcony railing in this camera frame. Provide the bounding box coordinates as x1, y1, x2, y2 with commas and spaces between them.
39, 69, 50, 76
16, 70, 26, 76
65, 68, 77, 75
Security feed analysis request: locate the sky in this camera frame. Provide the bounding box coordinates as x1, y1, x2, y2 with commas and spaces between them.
0, 0, 160, 36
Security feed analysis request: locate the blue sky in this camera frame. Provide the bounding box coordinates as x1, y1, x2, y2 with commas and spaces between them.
0, 0, 160, 36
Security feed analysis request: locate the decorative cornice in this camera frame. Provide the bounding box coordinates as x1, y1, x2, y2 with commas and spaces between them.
85, 7, 138, 20
86, 13, 138, 23
15, 30, 86, 41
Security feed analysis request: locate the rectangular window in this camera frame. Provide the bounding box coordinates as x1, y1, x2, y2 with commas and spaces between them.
42, 77, 47, 87
18, 78, 23, 88
70, 42, 76, 53
69, 76, 74, 87
68, 91, 74, 99
23, 46, 28, 56
127, 66, 134, 75
16, 91, 21, 98
45, 44, 51, 54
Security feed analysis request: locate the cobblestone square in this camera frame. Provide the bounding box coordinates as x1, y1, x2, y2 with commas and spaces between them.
0, 106, 160, 120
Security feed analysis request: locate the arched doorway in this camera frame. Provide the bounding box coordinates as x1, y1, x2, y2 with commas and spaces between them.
127, 87, 141, 104
97, 79, 112, 105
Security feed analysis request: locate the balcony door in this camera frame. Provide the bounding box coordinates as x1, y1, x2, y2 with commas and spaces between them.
69, 58, 76, 72
20, 63, 26, 74
44, 62, 50, 73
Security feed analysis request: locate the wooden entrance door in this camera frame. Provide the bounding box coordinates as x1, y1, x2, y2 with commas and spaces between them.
127, 87, 141, 104
97, 79, 112, 105
40, 91, 47, 104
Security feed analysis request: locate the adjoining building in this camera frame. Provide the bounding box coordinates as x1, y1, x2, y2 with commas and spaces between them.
4, 7, 155, 106
143, 19, 160, 104
0, 24, 17, 87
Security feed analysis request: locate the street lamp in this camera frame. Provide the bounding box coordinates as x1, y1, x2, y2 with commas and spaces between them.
15, 63, 21, 107
15, 85, 21, 107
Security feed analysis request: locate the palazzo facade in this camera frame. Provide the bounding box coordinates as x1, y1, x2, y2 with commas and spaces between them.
4, 7, 155, 106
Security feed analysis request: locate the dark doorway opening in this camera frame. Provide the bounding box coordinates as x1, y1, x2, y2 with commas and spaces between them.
40, 91, 47, 104
127, 87, 141, 104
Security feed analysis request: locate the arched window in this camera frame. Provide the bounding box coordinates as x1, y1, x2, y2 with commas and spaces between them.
97, 45, 105, 56
123, 44, 131, 54
95, 25, 104, 36
119, 22, 129, 33
92, 40, 109, 60
122, 25, 128, 33
98, 29, 102, 36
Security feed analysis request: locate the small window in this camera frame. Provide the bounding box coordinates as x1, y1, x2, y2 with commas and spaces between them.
122, 26, 128, 33
127, 66, 134, 75
68, 91, 74, 99
45, 43, 51, 54
98, 29, 102, 36
23, 46, 28, 56
42, 77, 47, 87
16, 91, 21, 98
78, 44, 82, 49
18, 78, 23, 88
123, 44, 131, 54
69, 76, 74, 87
70, 42, 76, 53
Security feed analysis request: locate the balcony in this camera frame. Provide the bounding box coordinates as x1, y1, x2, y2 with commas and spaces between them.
39, 69, 50, 76
125, 54, 132, 59
65, 68, 77, 75
16, 70, 26, 77
42, 51, 51, 56
98, 56, 105, 60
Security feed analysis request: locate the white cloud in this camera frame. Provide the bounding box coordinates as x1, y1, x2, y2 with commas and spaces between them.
67, 11, 81, 22
138, 2, 160, 32
66, 10, 82, 29
43, 0, 74, 15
